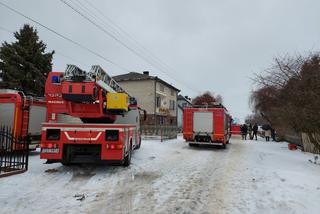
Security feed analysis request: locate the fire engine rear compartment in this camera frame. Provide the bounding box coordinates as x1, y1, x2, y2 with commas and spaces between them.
193, 111, 214, 142
40, 123, 137, 164
183, 107, 231, 147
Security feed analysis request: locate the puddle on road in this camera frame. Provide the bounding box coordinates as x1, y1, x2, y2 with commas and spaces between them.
132, 171, 161, 183
71, 166, 96, 182
45, 168, 59, 173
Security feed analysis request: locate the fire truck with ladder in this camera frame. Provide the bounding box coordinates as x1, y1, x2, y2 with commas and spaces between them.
40, 65, 143, 166
183, 104, 232, 148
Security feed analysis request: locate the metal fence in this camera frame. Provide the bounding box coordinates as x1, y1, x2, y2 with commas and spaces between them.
0, 126, 29, 177
141, 125, 177, 141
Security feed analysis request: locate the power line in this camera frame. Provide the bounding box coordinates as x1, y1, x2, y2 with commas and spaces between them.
0, 26, 13, 34
81, 0, 190, 82
80, 0, 167, 68
60, 0, 201, 93
59, 0, 166, 71
0, 1, 130, 72
80, 0, 202, 93
0, 25, 89, 68
55, 51, 90, 68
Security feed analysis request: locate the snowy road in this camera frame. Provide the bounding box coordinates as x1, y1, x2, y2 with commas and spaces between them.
1, 136, 320, 214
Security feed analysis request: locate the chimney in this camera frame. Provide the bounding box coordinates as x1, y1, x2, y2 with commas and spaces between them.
143, 71, 149, 76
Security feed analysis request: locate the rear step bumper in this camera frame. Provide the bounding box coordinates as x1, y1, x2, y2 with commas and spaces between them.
63, 144, 101, 163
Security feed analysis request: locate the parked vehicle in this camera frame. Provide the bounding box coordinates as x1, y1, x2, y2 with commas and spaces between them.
183, 105, 231, 148
40, 65, 142, 166
0, 89, 46, 150
231, 124, 241, 135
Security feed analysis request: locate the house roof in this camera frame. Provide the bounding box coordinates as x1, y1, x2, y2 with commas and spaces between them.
113, 72, 180, 92
177, 94, 192, 104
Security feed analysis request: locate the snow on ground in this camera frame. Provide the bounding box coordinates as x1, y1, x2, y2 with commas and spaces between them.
0, 136, 320, 214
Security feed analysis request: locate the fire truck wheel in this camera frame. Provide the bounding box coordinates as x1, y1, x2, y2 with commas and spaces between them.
61, 161, 71, 166
221, 144, 226, 149
135, 139, 141, 150
123, 144, 132, 167
189, 143, 196, 147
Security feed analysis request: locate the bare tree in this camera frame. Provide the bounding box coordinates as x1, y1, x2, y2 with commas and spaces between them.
192, 91, 222, 106
250, 54, 320, 151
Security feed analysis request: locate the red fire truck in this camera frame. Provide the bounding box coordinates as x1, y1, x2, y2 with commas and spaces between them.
40, 65, 142, 166
183, 105, 231, 148
231, 124, 241, 135
0, 89, 46, 150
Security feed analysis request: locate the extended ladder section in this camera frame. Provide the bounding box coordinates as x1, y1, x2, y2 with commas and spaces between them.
64, 64, 89, 82
88, 65, 126, 94
61, 64, 136, 114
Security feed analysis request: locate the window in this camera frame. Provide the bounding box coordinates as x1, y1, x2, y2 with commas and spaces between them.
46, 129, 61, 140
156, 96, 161, 108
105, 130, 119, 141
171, 89, 174, 96
169, 100, 175, 110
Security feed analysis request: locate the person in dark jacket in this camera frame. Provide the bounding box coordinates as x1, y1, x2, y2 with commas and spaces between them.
241, 124, 248, 140
240, 125, 244, 140
252, 124, 258, 140
271, 128, 276, 141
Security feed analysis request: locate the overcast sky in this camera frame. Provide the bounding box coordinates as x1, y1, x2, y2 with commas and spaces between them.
1, 0, 320, 122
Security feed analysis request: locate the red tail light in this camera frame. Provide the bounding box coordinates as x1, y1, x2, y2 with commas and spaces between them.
41, 143, 58, 148
106, 144, 123, 150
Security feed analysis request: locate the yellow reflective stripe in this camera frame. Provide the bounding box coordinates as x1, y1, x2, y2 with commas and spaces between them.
13, 106, 19, 137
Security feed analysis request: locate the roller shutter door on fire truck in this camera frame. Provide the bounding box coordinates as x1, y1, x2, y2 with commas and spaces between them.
193, 112, 213, 134
0, 103, 15, 127
28, 106, 47, 135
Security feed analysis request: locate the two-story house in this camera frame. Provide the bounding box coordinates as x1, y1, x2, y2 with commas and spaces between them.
113, 71, 180, 126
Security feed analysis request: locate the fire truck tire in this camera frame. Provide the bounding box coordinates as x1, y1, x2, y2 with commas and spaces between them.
135, 142, 141, 150
221, 144, 226, 149
123, 144, 132, 167
135, 138, 141, 150
189, 143, 197, 147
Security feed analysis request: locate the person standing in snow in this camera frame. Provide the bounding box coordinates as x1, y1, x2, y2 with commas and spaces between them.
252, 123, 258, 140
265, 125, 271, 142
271, 128, 276, 141
240, 125, 244, 140
248, 124, 253, 140
241, 124, 248, 140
